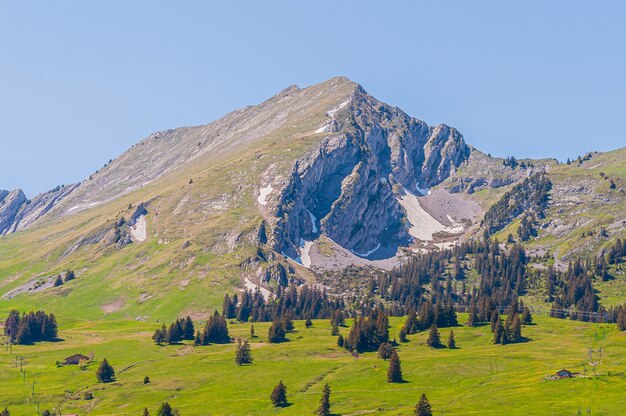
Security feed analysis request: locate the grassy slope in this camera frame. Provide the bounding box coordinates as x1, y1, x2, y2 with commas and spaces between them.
0, 316, 623, 415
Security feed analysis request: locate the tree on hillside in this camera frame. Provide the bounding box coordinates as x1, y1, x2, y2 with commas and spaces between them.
305, 317, 313, 328
65, 270, 76, 281
268, 319, 287, 343
0, 407, 9, 416
96, 358, 115, 383
521, 307, 533, 325
53, 275, 64, 287
235, 338, 253, 365
414, 393, 433, 416
317, 383, 331, 416
156, 402, 176, 416
337, 334, 344, 348
447, 330, 456, 349
182, 316, 195, 341
387, 349, 403, 383
270, 381, 288, 407
377, 342, 394, 360
152, 324, 166, 345
250, 324, 255, 338
427, 324, 441, 348
143, 408, 150, 416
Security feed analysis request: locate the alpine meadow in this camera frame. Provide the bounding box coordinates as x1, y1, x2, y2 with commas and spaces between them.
1, 3, 626, 416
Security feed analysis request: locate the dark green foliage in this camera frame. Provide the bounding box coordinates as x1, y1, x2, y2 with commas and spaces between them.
270, 381, 288, 407
305, 317, 313, 328
427, 324, 441, 348
144, 376, 150, 384
447, 330, 456, 349
143, 408, 150, 416
182, 316, 195, 340
41, 410, 52, 416
387, 349, 403, 383
84, 391, 93, 400
156, 402, 175, 416
331, 325, 340, 336
317, 383, 331, 416
65, 270, 76, 281
152, 324, 166, 345
53, 275, 64, 287
482, 173, 551, 236
165, 321, 182, 344
4, 310, 58, 344
517, 214, 538, 241
344, 307, 389, 352
377, 342, 394, 359
96, 358, 115, 383
195, 311, 230, 345
0, 408, 8, 416
222, 294, 237, 319
250, 324, 255, 338
415, 393, 433, 416
235, 338, 253, 365
399, 327, 408, 342
268, 319, 287, 343
337, 334, 344, 348
522, 307, 533, 325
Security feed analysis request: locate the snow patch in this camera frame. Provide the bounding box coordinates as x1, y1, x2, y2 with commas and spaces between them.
307, 210, 318, 234
351, 243, 381, 258
257, 185, 273, 206
327, 98, 351, 117
282, 239, 313, 268
130, 215, 147, 242
315, 124, 328, 134
397, 189, 463, 241
244, 278, 271, 300
415, 183, 431, 196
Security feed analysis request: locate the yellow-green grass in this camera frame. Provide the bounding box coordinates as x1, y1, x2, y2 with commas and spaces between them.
0, 316, 624, 415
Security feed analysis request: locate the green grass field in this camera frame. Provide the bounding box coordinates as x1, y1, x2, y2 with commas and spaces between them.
1, 314, 624, 415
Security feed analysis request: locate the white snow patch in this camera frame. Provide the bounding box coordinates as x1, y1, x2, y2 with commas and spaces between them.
315, 124, 328, 134
415, 183, 431, 196
67, 201, 100, 213
282, 239, 313, 268
351, 243, 381, 258
257, 185, 273, 206
307, 210, 318, 234
327, 98, 351, 117
397, 189, 463, 241
130, 215, 147, 242
244, 278, 271, 300
435, 242, 456, 250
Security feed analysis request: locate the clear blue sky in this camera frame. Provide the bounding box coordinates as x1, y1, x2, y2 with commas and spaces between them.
1, 1, 625, 196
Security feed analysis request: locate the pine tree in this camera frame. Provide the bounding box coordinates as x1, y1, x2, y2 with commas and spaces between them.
53, 275, 64, 287
305, 317, 313, 328
270, 380, 288, 407
493, 319, 504, 344
144, 376, 150, 384
331, 325, 339, 336
337, 334, 344, 348
156, 402, 174, 416
182, 316, 195, 340
250, 324, 255, 338
387, 349, 403, 383
377, 342, 394, 359
152, 324, 166, 345
143, 408, 150, 416
511, 315, 523, 343
447, 330, 456, 349
96, 358, 115, 383
521, 307, 533, 325
0, 407, 9, 416
317, 383, 331, 416
427, 324, 441, 348
399, 327, 408, 342
235, 338, 253, 365
414, 393, 433, 416
268, 320, 287, 343
165, 321, 181, 344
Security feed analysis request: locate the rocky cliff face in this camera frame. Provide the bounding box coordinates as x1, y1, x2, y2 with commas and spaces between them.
258, 83, 471, 259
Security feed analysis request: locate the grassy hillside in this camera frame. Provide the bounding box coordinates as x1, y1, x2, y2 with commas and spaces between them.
0, 315, 623, 415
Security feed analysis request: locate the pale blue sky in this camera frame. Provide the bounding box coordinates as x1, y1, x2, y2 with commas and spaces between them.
1, 1, 624, 196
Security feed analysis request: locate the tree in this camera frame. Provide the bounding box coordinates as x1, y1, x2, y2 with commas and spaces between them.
377, 342, 394, 360
41, 410, 52, 416
268, 320, 287, 343
521, 307, 533, 325
143, 408, 150, 416
317, 383, 331, 416
399, 327, 408, 343
331, 325, 340, 336
270, 380, 288, 407
447, 330, 456, 349
165, 321, 182, 344
65, 270, 76, 281
96, 358, 115, 383
427, 324, 441, 348
305, 317, 313, 328
337, 334, 344, 348
1, 408, 9, 416
182, 316, 195, 340
53, 275, 64, 287
510, 315, 523, 343
414, 393, 433, 416
387, 349, 403, 383
250, 324, 255, 338
156, 402, 175, 416
144, 376, 150, 384
152, 324, 166, 345
235, 338, 253, 365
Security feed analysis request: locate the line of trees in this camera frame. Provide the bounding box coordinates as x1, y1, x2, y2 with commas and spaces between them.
4, 310, 58, 344
152, 316, 195, 345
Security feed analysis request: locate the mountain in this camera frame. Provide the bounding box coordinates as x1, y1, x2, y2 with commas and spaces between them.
0, 76, 624, 320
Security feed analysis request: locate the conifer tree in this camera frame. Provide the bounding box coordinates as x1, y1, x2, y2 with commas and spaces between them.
414, 393, 433, 416
235, 338, 253, 365
521, 307, 533, 325
96, 358, 115, 383
427, 324, 441, 348
152, 324, 166, 345
493, 319, 504, 344
377, 342, 394, 360
447, 330, 456, 349
270, 380, 288, 407
156, 402, 174, 416
143, 408, 150, 416
182, 316, 195, 340
53, 275, 64, 287
317, 383, 331, 416
511, 314, 523, 342
305, 317, 313, 328
337, 334, 344, 348
268, 320, 287, 343
331, 324, 339, 336
250, 324, 255, 338
399, 327, 408, 343
0, 407, 9, 416
387, 349, 403, 383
